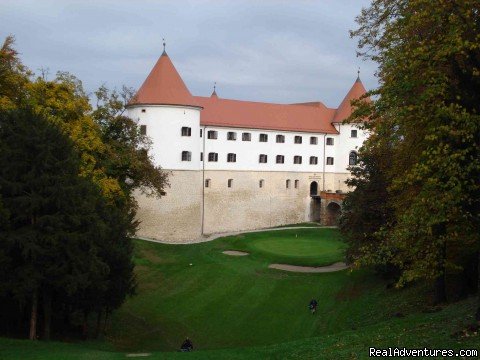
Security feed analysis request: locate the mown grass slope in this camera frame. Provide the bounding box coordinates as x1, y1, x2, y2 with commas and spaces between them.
1, 228, 478, 359
1, 298, 478, 359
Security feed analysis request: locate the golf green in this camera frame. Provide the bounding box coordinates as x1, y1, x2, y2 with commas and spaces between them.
226, 228, 347, 266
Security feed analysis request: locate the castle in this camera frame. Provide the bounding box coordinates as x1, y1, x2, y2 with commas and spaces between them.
126, 47, 369, 242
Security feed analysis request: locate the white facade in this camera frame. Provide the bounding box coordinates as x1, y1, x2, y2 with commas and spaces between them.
128, 105, 367, 189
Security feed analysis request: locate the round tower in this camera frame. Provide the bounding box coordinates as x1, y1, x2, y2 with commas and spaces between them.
126, 47, 204, 241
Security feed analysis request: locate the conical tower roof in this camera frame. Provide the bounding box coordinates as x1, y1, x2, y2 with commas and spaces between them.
132, 51, 199, 108
333, 76, 369, 123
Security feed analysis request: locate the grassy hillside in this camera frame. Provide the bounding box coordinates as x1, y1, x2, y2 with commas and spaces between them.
1, 298, 478, 359
1, 228, 478, 359
107, 228, 425, 352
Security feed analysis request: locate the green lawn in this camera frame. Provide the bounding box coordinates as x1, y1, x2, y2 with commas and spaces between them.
226, 228, 345, 266
1, 228, 478, 359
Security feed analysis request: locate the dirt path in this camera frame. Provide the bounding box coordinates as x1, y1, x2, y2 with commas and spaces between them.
268, 262, 349, 273
136, 226, 337, 245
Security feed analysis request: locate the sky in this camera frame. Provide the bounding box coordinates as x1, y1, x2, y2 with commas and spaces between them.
0, 0, 377, 108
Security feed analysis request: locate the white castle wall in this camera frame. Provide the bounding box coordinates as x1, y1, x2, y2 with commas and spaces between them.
127, 105, 202, 170
127, 104, 367, 242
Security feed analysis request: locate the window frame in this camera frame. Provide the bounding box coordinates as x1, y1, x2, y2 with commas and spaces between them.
259, 154, 268, 163
242, 132, 251, 141
326, 157, 334, 165
181, 127, 192, 137
309, 156, 318, 165
326, 137, 334, 145
259, 133, 268, 142
181, 151, 191, 162
294, 155, 302, 164
294, 135, 302, 144
208, 152, 218, 162
351, 129, 358, 138
227, 153, 237, 163
207, 130, 218, 139
276, 155, 285, 164
227, 131, 237, 141
276, 134, 285, 143
349, 151, 358, 166
310, 136, 318, 145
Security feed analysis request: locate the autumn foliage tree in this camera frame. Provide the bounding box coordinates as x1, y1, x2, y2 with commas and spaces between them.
343, 0, 480, 316
0, 36, 168, 339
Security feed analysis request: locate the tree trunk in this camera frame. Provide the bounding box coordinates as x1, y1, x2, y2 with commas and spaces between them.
433, 223, 447, 305
82, 311, 88, 340
29, 290, 38, 340
43, 289, 52, 340
103, 308, 109, 335
95, 310, 102, 339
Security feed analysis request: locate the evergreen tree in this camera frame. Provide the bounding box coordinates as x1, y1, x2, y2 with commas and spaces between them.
0, 108, 108, 339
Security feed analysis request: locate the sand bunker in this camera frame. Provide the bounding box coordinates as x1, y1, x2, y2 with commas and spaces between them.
126, 354, 151, 358
268, 262, 348, 273
222, 250, 250, 256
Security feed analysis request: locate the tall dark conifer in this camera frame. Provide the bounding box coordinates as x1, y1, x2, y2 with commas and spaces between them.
0, 108, 107, 339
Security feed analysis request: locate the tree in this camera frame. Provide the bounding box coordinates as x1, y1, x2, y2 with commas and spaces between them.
349, 0, 480, 312
92, 84, 169, 199
0, 108, 109, 339
0, 35, 31, 111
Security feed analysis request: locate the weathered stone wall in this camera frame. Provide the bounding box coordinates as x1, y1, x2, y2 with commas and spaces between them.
134, 170, 350, 242
134, 170, 203, 241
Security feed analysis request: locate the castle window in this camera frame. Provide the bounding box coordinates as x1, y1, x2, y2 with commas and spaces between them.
181, 127, 191, 136
181, 151, 191, 161
259, 133, 268, 142
294, 156, 302, 164
351, 129, 358, 138
242, 132, 251, 141
310, 136, 318, 145
228, 179, 233, 188
259, 179, 264, 188
208, 130, 218, 139
326, 137, 334, 145
276, 155, 285, 164
208, 152, 218, 162
349, 151, 358, 165
205, 179, 211, 188
259, 154, 268, 163
294, 136, 302, 144
227, 153, 237, 162
140, 125, 147, 135
286, 179, 291, 189
276, 134, 285, 143
326, 157, 334, 165
200, 129, 203, 137
310, 156, 318, 165
227, 131, 237, 141
295, 180, 299, 189
200, 152, 203, 161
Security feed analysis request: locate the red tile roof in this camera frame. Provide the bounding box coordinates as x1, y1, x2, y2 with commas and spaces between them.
195, 96, 338, 134
333, 77, 370, 123
131, 52, 370, 133
133, 52, 199, 107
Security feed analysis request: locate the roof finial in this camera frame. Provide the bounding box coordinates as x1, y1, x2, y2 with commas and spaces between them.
211, 81, 218, 97
162, 38, 166, 55
356, 67, 361, 82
